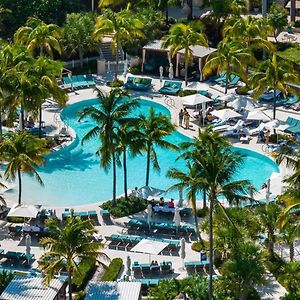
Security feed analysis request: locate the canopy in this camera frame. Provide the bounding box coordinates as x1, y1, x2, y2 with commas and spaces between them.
182, 94, 212, 106
247, 110, 270, 121
231, 96, 256, 110
7, 204, 40, 219
219, 94, 236, 102
137, 186, 164, 200
212, 109, 241, 120
130, 239, 168, 255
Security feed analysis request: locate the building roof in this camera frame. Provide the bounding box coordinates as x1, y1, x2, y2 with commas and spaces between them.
143, 39, 170, 52
0, 276, 65, 300
85, 281, 142, 300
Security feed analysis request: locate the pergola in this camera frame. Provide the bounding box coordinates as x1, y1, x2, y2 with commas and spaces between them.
142, 39, 216, 81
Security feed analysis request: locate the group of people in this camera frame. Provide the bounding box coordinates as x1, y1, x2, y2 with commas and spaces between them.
259, 129, 271, 145
178, 108, 190, 129
157, 197, 175, 208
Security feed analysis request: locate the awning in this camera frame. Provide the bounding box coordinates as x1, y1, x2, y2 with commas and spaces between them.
178, 45, 216, 58
7, 204, 40, 219
182, 94, 212, 106
212, 109, 241, 120
247, 110, 270, 121
130, 239, 168, 255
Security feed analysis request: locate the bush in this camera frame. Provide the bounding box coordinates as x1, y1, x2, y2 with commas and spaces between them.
236, 86, 250, 95
101, 195, 148, 218
107, 79, 124, 88
178, 89, 197, 97
191, 240, 209, 253
72, 258, 96, 291
128, 66, 140, 75
295, 20, 300, 28
197, 207, 209, 218
74, 291, 86, 300
100, 258, 123, 281
7, 216, 27, 223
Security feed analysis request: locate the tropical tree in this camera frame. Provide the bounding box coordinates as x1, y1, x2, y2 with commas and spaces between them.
62, 13, 98, 68
175, 127, 255, 300
255, 203, 282, 259
279, 220, 299, 261
249, 53, 300, 119
0, 270, 14, 294
78, 88, 138, 204
14, 17, 62, 57
93, 9, 144, 81
0, 131, 49, 205
162, 21, 208, 86
115, 123, 144, 200
203, 39, 253, 94
219, 242, 266, 300
279, 262, 300, 295
138, 107, 177, 187
267, 3, 288, 41
39, 213, 108, 300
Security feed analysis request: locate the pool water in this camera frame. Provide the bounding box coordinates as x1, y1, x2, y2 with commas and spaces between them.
14, 98, 279, 206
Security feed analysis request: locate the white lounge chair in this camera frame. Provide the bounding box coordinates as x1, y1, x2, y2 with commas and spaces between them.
223, 120, 244, 136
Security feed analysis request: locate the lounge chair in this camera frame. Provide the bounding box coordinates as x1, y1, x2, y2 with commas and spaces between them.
223, 120, 244, 136
124, 77, 152, 91
71, 76, 84, 89
285, 117, 300, 134
100, 209, 112, 225
214, 71, 226, 83
259, 90, 282, 102
77, 75, 89, 88
159, 80, 182, 95
124, 76, 135, 89
62, 76, 72, 89
86, 74, 96, 86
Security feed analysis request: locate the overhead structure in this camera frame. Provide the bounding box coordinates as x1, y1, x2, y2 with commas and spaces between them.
211, 109, 241, 120
130, 239, 168, 255
7, 204, 40, 219
182, 93, 212, 106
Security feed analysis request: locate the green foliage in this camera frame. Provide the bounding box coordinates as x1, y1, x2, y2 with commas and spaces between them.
100, 258, 123, 281
191, 240, 208, 252
236, 86, 250, 95
178, 89, 197, 97
72, 258, 96, 291
294, 20, 300, 28
267, 3, 288, 36
196, 207, 209, 218
277, 46, 300, 65
0, 270, 14, 293
107, 80, 124, 88
101, 195, 148, 218
74, 291, 86, 300
280, 293, 300, 300
7, 216, 27, 223
278, 262, 300, 294
128, 66, 140, 75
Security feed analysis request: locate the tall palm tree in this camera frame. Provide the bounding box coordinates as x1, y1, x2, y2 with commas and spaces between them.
249, 53, 300, 119
115, 123, 144, 200
176, 127, 255, 300
93, 9, 144, 81
203, 39, 254, 94
162, 21, 208, 86
280, 220, 299, 261
78, 88, 138, 204
138, 107, 178, 187
0, 131, 49, 205
39, 213, 108, 300
14, 17, 62, 57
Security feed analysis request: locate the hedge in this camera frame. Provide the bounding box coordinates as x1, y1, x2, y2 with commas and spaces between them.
100, 258, 123, 282
7, 216, 28, 223
72, 258, 96, 291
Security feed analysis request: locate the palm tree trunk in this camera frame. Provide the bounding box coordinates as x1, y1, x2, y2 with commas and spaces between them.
290, 0, 296, 25
187, 0, 193, 20
112, 151, 117, 205
289, 242, 294, 261
123, 149, 128, 200
79, 49, 84, 69
268, 231, 275, 259
203, 190, 207, 209
115, 43, 119, 82
39, 104, 43, 138
145, 144, 151, 186
225, 71, 229, 95
191, 193, 201, 241
273, 90, 277, 119
20, 105, 25, 130
68, 270, 73, 300
17, 169, 22, 205
208, 194, 214, 300
0, 108, 3, 141
184, 59, 188, 87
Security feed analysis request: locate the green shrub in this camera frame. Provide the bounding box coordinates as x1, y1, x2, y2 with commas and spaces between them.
295, 21, 300, 28
128, 66, 140, 75
72, 258, 96, 291
100, 258, 123, 281
101, 195, 148, 218
236, 86, 250, 95
7, 216, 27, 223
74, 291, 86, 300
280, 293, 300, 300
197, 207, 209, 218
107, 79, 124, 88
191, 240, 209, 253
0, 270, 14, 293
178, 89, 197, 97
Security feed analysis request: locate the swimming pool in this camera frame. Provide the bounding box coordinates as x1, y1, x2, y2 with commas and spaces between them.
11, 98, 279, 206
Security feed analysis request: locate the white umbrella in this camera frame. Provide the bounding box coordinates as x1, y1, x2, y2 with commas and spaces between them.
182, 94, 212, 106
247, 110, 270, 121
131, 239, 168, 255
173, 207, 181, 234
219, 94, 236, 102
147, 204, 152, 229
126, 256, 131, 277
211, 109, 241, 120
159, 66, 164, 83
137, 186, 165, 200
180, 238, 186, 268
123, 59, 128, 76
25, 234, 31, 263
169, 63, 174, 80
231, 97, 255, 110
7, 204, 40, 219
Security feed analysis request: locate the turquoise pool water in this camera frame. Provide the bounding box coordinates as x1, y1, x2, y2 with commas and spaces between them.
16, 98, 279, 206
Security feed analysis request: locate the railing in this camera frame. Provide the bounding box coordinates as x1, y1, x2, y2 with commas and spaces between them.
62, 55, 101, 68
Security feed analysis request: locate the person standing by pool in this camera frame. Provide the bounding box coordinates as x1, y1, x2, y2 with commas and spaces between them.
185, 111, 190, 129
179, 109, 184, 127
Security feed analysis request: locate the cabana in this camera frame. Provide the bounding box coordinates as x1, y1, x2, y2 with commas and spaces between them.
7, 204, 40, 219
142, 40, 216, 81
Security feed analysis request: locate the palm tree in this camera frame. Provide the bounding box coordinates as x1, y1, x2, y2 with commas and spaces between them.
14, 17, 62, 57
115, 123, 144, 200
138, 107, 178, 187
0, 131, 49, 205
176, 127, 255, 300
78, 88, 138, 204
162, 21, 208, 86
249, 53, 300, 119
280, 220, 299, 261
0, 270, 14, 294
279, 261, 300, 294
93, 9, 144, 81
39, 213, 108, 300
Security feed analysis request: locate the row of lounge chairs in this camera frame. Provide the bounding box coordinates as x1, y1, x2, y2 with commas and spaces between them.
0, 249, 35, 263
214, 72, 240, 88
62, 75, 95, 90
184, 260, 216, 276
132, 261, 173, 278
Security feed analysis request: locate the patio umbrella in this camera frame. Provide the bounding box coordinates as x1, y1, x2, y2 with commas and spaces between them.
169, 63, 174, 80
211, 109, 241, 120
126, 256, 131, 277
123, 59, 128, 76
147, 204, 152, 229
247, 110, 270, 121
232, 97, 255, 110
182, 94, 212, 106
219, 94, 236, 102
131, 239, 168, 255
7, 204, 40, 219
180, 238, 186, 268
159, 66, 164, 83
25, 234, 31, 263
173, 207, 181, 234
137, 186, 165, 200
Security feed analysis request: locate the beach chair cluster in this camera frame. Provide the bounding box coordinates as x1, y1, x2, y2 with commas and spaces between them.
159, 80, 182, 95
258, 90, 282, 102
2, 250, 35, 264
184, 260, 212, 276
62, 75, 96, 90
106, 234, 179, 255
62, 210, 98, 222
132, 261, 173, 279
124, 76, 152, 91
214, 72, 240, 88
132, 278, 161, 290
285, 116, 300, 134
127, 218, 196, 236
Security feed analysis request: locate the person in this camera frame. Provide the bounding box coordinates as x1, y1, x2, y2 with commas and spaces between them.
185, 111, 190, 129
261, 182, 268, 189
169, 198, 175, 208
265, 130, 270, 145
131, 187, 138, 196
183, 108, 188, 127
159, 197, 165, 206
259, 130, 265, 142
206, 113, 213, 122
178, 109, 184, 127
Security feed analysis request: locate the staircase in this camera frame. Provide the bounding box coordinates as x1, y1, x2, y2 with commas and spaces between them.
100, 36, 124, 62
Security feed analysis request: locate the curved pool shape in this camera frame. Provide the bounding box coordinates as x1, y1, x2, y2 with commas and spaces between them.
16, 98, 279, 206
